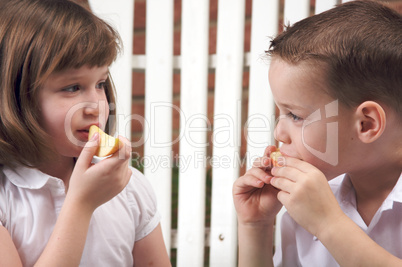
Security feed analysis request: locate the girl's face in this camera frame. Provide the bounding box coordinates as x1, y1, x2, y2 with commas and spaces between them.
269, 58, 355, 179
38, 65, 110, 158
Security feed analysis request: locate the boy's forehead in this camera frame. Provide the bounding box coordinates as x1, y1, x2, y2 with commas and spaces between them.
269, 58, 334, 108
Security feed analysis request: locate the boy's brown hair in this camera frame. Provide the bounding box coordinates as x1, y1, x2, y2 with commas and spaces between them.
267, 0, 402, 116
0, 0, 121, 167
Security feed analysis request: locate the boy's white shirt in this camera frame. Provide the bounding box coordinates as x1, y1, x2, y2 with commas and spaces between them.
274, 173, 402, 267
0, 165, 160, 267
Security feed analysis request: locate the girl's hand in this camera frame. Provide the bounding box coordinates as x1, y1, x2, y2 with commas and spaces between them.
67, 133, 132, 212
270, 157, 344, 237
233, 146, 283, 226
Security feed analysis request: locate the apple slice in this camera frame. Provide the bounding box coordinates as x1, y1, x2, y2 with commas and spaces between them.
270, 149, 283, 167
88, 125, 120, 157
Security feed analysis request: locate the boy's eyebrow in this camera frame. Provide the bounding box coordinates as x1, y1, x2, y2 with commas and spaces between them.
276, 101, 305, 111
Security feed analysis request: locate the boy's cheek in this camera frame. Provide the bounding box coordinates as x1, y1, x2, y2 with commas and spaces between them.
300, 122, 328, 154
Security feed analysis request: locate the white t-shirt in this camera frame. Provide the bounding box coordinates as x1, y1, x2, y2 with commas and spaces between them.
0, 165, 161, 267
274, 173, 402, 267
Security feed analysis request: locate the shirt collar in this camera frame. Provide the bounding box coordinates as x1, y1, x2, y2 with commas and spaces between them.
2, 165, 55, 189
338, 173, 402, 208
385, 173, 402, 204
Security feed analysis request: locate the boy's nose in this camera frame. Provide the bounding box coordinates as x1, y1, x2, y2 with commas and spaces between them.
274, 118, 291, 144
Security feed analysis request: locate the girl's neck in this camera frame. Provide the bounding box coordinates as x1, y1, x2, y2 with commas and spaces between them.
37, 156, 75, 186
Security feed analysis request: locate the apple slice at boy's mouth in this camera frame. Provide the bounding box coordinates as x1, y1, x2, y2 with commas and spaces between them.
270, 150, 284, 167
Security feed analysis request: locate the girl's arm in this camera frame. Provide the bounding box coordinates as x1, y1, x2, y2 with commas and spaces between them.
0, 134, 132, 266
0, 226, 23, 267
35, 135, 132, 266
132, 224, 171, 267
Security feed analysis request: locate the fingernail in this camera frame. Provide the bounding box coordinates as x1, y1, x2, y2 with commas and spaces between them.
91, 132, 99, 141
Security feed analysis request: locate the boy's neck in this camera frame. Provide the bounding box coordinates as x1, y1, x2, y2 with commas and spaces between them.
348, 165, 401, 226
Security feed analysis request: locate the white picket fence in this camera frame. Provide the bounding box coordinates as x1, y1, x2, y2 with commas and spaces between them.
89, 0, 342, 266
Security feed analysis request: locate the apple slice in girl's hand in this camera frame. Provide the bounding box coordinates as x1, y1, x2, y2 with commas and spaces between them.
88, 125, 120, 157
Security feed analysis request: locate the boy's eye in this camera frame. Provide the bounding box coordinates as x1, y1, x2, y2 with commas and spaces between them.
96, 82, 107, 90
62, 85, 80, 92
287, 112, 303, 122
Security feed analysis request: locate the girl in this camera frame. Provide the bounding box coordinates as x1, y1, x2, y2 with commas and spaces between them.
0, 0, 170, 266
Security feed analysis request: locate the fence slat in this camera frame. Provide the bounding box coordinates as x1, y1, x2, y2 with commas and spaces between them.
89, 0, 134, 138
209, 0, 246, 266
315, 0, 338, 14
144, 0, 174, 252
176, 0, 210, 266
246, 0, 279, 169
284, 0, 310, 26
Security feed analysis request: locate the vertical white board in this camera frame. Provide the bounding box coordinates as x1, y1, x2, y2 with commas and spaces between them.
89, 0, 134, 139
144, 0, 174, 252
246, 0, 279, 169
176, 0, 210, 266
209, 0, 246, 266
315, 0, 338, 14
284, 0, 310, 26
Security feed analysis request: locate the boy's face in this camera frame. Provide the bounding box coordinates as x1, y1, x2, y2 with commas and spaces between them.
38, 65, 110, 158
269, 58, 354, 179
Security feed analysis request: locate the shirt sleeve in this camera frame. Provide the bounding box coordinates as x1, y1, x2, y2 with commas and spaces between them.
126, 167, 161, 242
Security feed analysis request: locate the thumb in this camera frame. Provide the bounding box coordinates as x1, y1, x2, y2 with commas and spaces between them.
75, 132, 99, 169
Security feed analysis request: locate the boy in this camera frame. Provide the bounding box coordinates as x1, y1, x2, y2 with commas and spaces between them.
233, 1, 402, 266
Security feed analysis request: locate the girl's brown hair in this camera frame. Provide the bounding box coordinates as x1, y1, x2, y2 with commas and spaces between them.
267, 0, 402, 116
0, 0, 121, 167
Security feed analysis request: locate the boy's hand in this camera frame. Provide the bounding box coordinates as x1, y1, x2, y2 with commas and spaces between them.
67, 133, 132, 213
270, 157, 344, 237
233, 146, 283, 226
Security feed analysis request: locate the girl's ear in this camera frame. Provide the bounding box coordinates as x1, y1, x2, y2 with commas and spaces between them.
354, 101, 386, 143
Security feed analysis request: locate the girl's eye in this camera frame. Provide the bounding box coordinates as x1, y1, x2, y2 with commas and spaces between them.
287, 112, 303, 122
96, 82, 107, 90
62, 85, 80, 92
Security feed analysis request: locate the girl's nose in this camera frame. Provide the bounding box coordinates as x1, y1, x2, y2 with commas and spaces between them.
83, 89, 108, 117
274, 117, 291, 144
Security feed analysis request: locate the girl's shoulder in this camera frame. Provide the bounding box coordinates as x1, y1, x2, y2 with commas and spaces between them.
123, 166, 158, 208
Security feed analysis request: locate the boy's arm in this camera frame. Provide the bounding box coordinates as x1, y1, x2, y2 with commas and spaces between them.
132, 224, 171, 267
234, 146, 283, 267
270, 157, 402, 267
317, 214, 402, 267
238, 223, 275, 267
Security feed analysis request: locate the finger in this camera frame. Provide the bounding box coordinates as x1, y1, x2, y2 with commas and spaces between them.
75, 132, 99, 169
271, 165, 303, 182
263, 145, 278, 157
279, 157, 315, 173
276, 190, 290, 206
247, 167, 273, 184
234, 174, 267, 191
270, 176, 294, 193
110, 135, 131, 161
252, 157, 271, 169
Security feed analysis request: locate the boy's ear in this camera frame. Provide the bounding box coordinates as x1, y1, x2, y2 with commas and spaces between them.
354, 101, 386, 143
